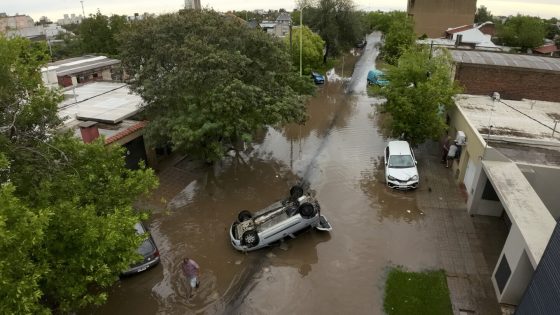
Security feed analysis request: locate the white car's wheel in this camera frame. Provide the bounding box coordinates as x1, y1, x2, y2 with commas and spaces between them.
242, 230, 259, 247
298, 203, 317, 219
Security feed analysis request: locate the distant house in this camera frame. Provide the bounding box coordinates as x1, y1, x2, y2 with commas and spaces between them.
407, 0, 477, 37
259, 12, 291, 37
533, 43, 560, 57
442, 22, 497, 50
41, 55, 122, 88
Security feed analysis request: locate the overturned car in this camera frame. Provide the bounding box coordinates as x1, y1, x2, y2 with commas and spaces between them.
230, 186, 332, 252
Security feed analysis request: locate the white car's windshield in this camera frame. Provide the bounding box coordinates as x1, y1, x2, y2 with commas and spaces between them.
388, 155, 415, 168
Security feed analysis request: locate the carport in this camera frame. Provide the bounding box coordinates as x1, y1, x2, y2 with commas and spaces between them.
469, 159, 555, 305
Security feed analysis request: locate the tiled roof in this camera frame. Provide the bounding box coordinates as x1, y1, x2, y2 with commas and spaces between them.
105, 121, 147, 145
446, 24, 474, 34
534, 44, 560, 54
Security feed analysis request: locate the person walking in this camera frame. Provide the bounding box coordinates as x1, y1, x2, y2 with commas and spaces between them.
446, 141, 458, 168
182, 257, 200, 292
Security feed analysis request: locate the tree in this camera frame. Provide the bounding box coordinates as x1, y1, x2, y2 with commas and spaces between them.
381, 17, 416, 65
301, 0, 365, 61
0, 35, 158, 313
285, 25, 325, 73
380, 47, 461, 146
75, 12, 130, 57
497, 15, 546, 50
474, 5, 493, 24
366, 10, 407, 34
118, 10, 314, 162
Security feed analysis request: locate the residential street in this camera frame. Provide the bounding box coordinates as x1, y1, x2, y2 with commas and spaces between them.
89, 32, 504, 315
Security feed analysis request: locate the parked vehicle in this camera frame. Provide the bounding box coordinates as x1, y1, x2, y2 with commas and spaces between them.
367, 70, 389, 86
229, 186, 332, 252
311, 71, 325, 84
384, 141, 419, 190
121, 222, 160, 276
356, 39, 367, 48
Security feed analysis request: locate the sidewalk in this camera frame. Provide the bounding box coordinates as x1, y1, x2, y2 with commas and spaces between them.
415, 142, 507, 315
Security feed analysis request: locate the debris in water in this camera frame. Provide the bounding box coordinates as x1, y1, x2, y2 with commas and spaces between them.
234, 260, 242, 265
439, 197, 443, 201
263, 267, 270, 273
406, 210, 411, 213
266, 252, 276, 259
279, 242, 289, 251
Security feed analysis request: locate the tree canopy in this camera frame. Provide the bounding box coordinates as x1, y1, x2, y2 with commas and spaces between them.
474, 5, 494, 24
497, 15, 546, 50
0, 35, 158, 313
285, 25, 325, 74
296, 0, 365, 61
118, 10, 314, 162
381, 16, 416, 65
380, 47, 461, 145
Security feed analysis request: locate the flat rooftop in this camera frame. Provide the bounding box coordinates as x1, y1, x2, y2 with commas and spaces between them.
450, 50, 560, 72
456, 94, 560, 146
43, 55, 120, 76
59, 82, 143, 126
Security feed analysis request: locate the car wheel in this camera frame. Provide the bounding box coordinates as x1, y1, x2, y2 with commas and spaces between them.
242, 230, 259, 247
238, 210, 252, 222
290, 185, 304, 199
298, 202, 317, 219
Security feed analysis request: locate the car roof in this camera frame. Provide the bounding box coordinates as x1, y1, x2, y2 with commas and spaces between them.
134, 222, 146, 234
387, 141, 412, 155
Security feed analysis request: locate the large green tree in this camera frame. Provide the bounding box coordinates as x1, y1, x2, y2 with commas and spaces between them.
381, 17, 416, 65
474, 5, 494, 24
118, 10, 314, 161
380, 47, 461, 145
497, 15, 546, 50
285, 25, 325, 74
299, 0, 365, 61
0, 35, 158, 313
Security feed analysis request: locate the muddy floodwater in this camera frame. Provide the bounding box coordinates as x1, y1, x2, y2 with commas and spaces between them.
91, 33, 440, 315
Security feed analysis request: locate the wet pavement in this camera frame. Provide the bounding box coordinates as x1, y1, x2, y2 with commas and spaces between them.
90, 32, 505, 315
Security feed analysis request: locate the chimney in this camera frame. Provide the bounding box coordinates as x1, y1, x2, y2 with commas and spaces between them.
79, 121, 100, 143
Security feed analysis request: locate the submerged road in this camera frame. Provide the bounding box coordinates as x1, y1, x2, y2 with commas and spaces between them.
90, 32, 440, 315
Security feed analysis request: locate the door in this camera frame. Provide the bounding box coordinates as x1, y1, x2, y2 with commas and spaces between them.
463, 157, 476, 195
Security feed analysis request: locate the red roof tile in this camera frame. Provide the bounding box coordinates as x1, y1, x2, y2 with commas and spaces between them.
446, 24, 475, 34
534, 44, 560, 54
105, 121, 147, 145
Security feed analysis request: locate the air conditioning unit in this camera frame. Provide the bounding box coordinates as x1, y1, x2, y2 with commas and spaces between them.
455, 131, 466, 145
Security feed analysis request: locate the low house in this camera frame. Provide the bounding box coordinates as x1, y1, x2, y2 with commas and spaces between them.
533, 43, 560, 57
42, 55, 122, 88
444, 22, 496, 49
259, 12, 291, 37
450, 50, 560, 102
447, 94, 560, 307
58, 81, 162, 170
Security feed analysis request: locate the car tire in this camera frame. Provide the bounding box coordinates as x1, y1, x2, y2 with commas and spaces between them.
238, 210, 252, 222
242, 230, 259, 247
298, 202, 317, 219
290, 185, 304, 199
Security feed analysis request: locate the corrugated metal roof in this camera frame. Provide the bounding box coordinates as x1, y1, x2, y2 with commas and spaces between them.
46, 56, 120, 76
451, 50, 560, 72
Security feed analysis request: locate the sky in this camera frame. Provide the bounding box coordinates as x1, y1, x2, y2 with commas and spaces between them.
4, 0, 560, 21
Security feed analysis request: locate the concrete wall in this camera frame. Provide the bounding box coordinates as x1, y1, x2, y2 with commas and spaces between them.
493, 224, 535, 305
407, 0, 477, 37
454, 63, 560, 102
518, 163, 560, 219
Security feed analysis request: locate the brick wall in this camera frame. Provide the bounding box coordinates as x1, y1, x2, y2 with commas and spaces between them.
455, 64, 560, 102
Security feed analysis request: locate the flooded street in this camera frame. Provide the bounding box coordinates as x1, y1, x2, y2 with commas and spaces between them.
92, 32, 441, 314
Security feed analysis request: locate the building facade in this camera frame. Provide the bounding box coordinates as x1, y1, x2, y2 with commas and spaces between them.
407, 0, 477, 37
184, 0, 201, 10
0, 13, 34, 33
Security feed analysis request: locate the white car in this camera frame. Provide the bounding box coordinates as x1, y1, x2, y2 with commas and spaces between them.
229, 186, 332, 252
384, 141, 419, 190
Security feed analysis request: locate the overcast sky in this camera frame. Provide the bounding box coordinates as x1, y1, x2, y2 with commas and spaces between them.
4, 0, 560, 21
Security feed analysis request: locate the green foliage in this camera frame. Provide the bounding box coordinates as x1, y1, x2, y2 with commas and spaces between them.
474, 5, 493, 24
380, 47, 461, 146
0, 36, 159, 313
0, 184, 50, 315
381, 17, 416, 65
79, 12, 130, 56
366, 11, 408, 34
301, 0, 365, 59
545, 23, 560, 40
497, 15, 546, 50
384, 267, 453, 315
285, 25, 325, 73
118, 10, 314, 162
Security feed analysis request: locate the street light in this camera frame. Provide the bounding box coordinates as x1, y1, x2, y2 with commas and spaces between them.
299, 6, 303, 77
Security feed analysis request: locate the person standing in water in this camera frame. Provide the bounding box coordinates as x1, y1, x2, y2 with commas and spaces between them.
182, 257, 200, 291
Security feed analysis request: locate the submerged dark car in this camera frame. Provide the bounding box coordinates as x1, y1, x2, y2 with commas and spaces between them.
311, 71, 325, 84
121, 222, 160, 276
356, 39, 367, 48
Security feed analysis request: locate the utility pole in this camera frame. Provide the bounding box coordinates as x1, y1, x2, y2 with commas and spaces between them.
299, 7, 303, 77
80, 1, 85, 17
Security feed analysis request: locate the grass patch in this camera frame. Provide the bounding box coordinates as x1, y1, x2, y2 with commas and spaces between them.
384, 267, 453, 315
